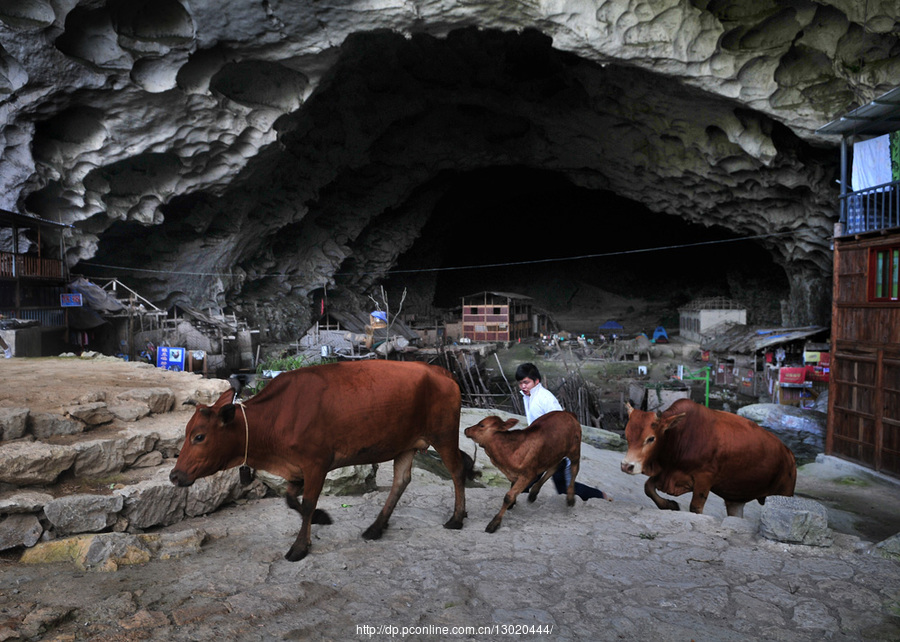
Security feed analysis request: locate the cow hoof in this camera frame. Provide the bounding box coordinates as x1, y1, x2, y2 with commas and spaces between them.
566, 497, 575, 507
527, 492, 538, 503
362, 524, 385, 540
485, 519, 501, 533
312, 509, 333, 525
284, 546, 309, 562
443, 517, 464, 530
666, 501, 680, 511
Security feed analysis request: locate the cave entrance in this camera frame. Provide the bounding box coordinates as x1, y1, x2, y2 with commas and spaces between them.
384, 166, 790, 334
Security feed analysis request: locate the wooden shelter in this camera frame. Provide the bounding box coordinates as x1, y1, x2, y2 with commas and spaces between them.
818, 87, 900, 477
461, 291, 533, 342
0, 209, 73, 355
0, 209, 70, 327
700, 324, 828, 401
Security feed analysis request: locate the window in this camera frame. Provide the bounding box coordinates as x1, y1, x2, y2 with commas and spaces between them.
869, 245, 900, 302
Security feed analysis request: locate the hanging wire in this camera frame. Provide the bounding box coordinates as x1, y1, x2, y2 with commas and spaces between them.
79, 229, 798, 279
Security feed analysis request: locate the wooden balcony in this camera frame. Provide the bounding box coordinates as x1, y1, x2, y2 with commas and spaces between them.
0, 252, 64, 280
839, 179, 900, 236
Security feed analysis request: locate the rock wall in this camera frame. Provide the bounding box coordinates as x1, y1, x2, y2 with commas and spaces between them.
2, 1, 899, 336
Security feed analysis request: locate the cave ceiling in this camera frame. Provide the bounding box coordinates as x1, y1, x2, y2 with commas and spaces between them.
1, 0, 899, 338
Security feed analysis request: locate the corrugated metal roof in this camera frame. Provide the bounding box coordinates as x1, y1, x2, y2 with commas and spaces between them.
700, 324, 828, 354
816, 86, 900, 137
0, 208, 73, 228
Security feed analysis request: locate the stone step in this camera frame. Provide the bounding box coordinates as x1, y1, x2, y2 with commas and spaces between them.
0, 409, 195, 488
0, 372, 243, 552
0, 461, 268, 552
0, 408, 381, 554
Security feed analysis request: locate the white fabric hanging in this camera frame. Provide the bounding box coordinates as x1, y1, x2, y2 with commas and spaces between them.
852, 134, 892, 191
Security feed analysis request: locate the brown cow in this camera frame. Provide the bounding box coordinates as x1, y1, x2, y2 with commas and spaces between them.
464, 411, 581, 532
169, 360, 472, 561
620, 399, 796, 517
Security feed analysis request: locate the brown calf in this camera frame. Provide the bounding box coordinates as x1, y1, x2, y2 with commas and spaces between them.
464, 411, 581, 532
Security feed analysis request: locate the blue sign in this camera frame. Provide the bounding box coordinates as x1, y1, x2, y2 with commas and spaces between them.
60, 293, 83, 307
157, 346, 186, 371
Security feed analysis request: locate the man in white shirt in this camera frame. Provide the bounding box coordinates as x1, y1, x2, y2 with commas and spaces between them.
516, 363, 610, 501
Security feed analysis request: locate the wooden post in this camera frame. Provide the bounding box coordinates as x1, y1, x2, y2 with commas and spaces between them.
874, 348, 884, 471
826, 225, 841, 455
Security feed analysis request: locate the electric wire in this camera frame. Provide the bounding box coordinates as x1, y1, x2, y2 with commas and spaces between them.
78, 229, 799, 279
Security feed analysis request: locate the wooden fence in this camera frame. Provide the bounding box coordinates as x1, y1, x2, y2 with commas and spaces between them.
424, 348, 602, 428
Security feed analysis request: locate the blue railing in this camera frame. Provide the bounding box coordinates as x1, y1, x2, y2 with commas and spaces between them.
0, 308, 64, 327
840, 179, 900, 235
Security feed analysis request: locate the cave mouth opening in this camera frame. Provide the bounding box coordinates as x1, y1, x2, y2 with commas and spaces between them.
384, 166, 790, 332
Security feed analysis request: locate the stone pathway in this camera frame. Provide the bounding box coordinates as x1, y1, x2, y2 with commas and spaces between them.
1, 360, 899, 641
2, 414, 900, 640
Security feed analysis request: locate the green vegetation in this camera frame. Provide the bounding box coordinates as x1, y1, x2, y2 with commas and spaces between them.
248, 353, 313, 395
258, 353, 310, 373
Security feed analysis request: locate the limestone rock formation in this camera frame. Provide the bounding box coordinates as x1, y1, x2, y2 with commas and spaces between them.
2, 1, 898, 334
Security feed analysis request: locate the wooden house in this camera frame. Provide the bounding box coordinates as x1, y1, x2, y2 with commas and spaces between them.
817, 87, 900, 477
0, 209, 71, 355
461, 291, 533, 342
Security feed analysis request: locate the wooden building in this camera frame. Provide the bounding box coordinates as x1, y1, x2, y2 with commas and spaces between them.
461, 291, 533, 342
700, 324, 828, 402
0, 209, 71, 354
818, 87, 900, 477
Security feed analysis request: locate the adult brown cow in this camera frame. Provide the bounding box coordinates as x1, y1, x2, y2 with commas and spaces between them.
464, 410, 581, 532
620, 398, 796, 517
170, 360, 471, 561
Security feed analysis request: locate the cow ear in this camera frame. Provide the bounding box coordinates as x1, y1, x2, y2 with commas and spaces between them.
658, 412, 686, 433
625, 402, 635, 416
501, 418, 519, 431
219, 404, 236, 425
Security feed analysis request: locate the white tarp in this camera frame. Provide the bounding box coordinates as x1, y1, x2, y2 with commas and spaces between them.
852, 134, 892, 191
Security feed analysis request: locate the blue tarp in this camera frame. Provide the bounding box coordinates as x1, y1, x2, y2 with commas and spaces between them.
599, 320, 624, 330
652, 326, 668, 342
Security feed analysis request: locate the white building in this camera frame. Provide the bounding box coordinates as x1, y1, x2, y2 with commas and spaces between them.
679, 297, 746, 343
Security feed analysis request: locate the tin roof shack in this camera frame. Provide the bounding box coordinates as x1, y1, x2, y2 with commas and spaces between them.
817, 87, 900, 477
297, 310, 421, 359
0, 209, 71, 356
701, 324, 829, 402
679, 297, 746, 344
88, 278, 254, 376
461, 291, 534, 343
65, 276, 132, 357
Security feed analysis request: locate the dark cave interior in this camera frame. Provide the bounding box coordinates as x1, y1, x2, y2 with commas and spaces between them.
383, 166, 790, 326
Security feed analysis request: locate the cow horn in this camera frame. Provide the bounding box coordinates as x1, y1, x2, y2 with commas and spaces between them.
182, 399, 198, 406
